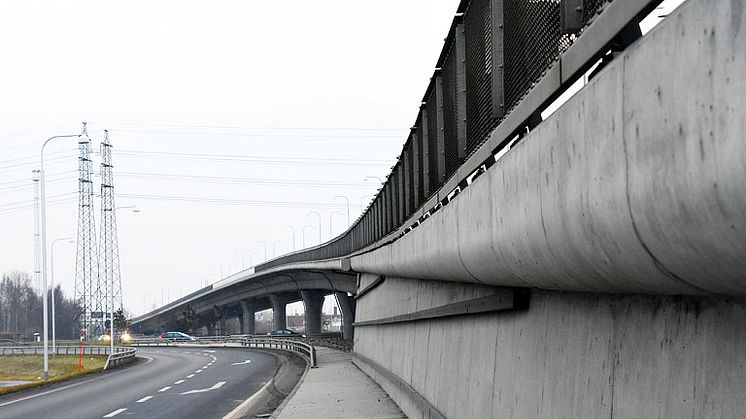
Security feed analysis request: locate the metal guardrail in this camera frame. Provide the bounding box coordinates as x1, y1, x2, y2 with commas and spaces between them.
0, 345, 138, 370
127, 335, 317, 367
104, 347, 137, 370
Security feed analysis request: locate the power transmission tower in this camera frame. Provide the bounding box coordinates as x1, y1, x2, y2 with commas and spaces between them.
74, 124, 101, 338
99, 131, 123, 329
32, 169, 41, 294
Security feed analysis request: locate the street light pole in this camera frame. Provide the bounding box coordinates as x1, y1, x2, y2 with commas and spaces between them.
110, 205, 139, 357
306, 212, 322, 243
302, 225, 314, 248
235, 251, 246, 270
284, 225, 296, 251
334, 196, 351, 227
329, 211, 344, 238
50, 237, 73, 353
273, 241, 284, 258
40, 125, 84, 381
257, 241, 267, 261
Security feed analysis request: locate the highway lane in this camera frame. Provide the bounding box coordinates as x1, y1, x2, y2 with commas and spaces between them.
0, 347, 281, 419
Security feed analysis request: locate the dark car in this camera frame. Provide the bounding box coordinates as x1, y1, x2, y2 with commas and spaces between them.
266, 328, 305, 338
159, 331, 196, 342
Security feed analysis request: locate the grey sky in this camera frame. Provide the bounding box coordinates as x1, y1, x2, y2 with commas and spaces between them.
0, 0, 684, 317
0, 0, 462, 315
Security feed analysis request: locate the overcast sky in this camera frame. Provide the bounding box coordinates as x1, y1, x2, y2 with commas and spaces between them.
0, 0, 464, 316
0, 0, 685, 317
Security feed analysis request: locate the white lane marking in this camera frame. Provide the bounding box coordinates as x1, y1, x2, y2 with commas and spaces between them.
0, 356, 149, 408
136, 395, 153, 403
204, 350, 216, 353
231, 360, 251, 366
180, 381, 226, 395
195, 370, 203, 374
174, 380, 185, 385
104, 408, 127, 417
222, 379, 274, 419
158, 386, 171, 392
187, 374, 195, 378
203, 365, 209, 369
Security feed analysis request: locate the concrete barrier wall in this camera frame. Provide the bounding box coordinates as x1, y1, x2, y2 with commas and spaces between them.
351, 0, 746, 296
353, 274, 746, 418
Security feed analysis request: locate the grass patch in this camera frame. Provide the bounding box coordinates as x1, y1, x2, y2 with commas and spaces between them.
0, 355, 107, 395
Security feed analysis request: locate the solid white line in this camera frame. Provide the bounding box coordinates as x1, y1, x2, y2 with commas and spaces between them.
222, 380, 275, 419
187, 374, 195, 378
174, 380, 185, 385
103, 408, 127, 417
136, 395, 153, 403
158, 386, 171, 392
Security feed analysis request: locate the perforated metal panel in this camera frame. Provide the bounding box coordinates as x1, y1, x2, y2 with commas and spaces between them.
463, 0, 498, 155
441, 43, 461, 180
503, 0, 572, 112
426, 89, 441, 190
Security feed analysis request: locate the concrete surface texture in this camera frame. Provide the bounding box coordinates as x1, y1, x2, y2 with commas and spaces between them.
354, 274, 746, 419
350, 0, 746, 296
275, 346, 405, 419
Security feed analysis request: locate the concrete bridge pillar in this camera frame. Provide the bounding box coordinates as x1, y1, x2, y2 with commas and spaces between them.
335, 291, 355, 341
216, 318, 226, 336
301, 290, 325, 336
238, 300, 256, 335
269, 294, 287, 330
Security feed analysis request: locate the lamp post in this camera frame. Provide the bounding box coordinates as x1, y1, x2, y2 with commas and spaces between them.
364, 176, 383, 184
250, 252, 259, 267
50, 237, 73, 353
40, 124, 85, 381
329, 211, 344, 238
235, 251, 246, 270
306, 211, 322, 243
273, 241, 285, 258
284, 225, 296, 251
110, 205, 139, 356
333, 196, 351, 227
257, 241, 267, 261
359, 195, 372, 211
302, 225, 315, 248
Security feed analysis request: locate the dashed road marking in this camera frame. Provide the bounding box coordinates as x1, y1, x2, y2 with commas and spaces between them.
187, 374, 195, 378
103, 408, 127, 417
174, 380, 185, 385
158, 386, 171, 392
231, 360, 251, 366
136, 396, 153, 403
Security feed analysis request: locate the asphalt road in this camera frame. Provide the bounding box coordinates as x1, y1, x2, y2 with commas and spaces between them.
0, 347, 283, 419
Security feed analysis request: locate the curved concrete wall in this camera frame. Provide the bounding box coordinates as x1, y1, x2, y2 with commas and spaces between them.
351, 0, 746, 296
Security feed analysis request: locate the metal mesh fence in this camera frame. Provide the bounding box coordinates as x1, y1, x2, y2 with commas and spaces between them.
582, 0, 611, 25
503, 0, 572, 113
426, 88, 441, 190
415, 118, 425, 206
441, 44, 461, 181
463, 0, 498, 156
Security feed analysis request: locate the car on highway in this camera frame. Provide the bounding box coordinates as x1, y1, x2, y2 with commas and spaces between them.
265, 328, 305, 338
159, 331, 197, 342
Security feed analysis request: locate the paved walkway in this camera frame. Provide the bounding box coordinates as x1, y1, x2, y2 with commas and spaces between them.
275, 347, 405, 419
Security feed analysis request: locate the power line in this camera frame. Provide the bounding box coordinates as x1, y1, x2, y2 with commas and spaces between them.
116, 192, 351, 210
90, 121, 406, 132
115, 150, 391, 167
115, 171, 372, 189
106, 128, 403, 139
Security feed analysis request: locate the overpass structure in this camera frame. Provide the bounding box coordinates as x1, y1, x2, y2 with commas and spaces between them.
133, 0, 746, 417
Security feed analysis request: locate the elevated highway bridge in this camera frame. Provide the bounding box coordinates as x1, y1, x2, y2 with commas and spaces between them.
133, 0, 746, 416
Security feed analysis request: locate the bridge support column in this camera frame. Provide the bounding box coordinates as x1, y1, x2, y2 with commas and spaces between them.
301, 290, 325, 336
238, 300, 256, 335
216, 318, 226, 336
336, 291, 355, 341
269, 294, 287, 330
